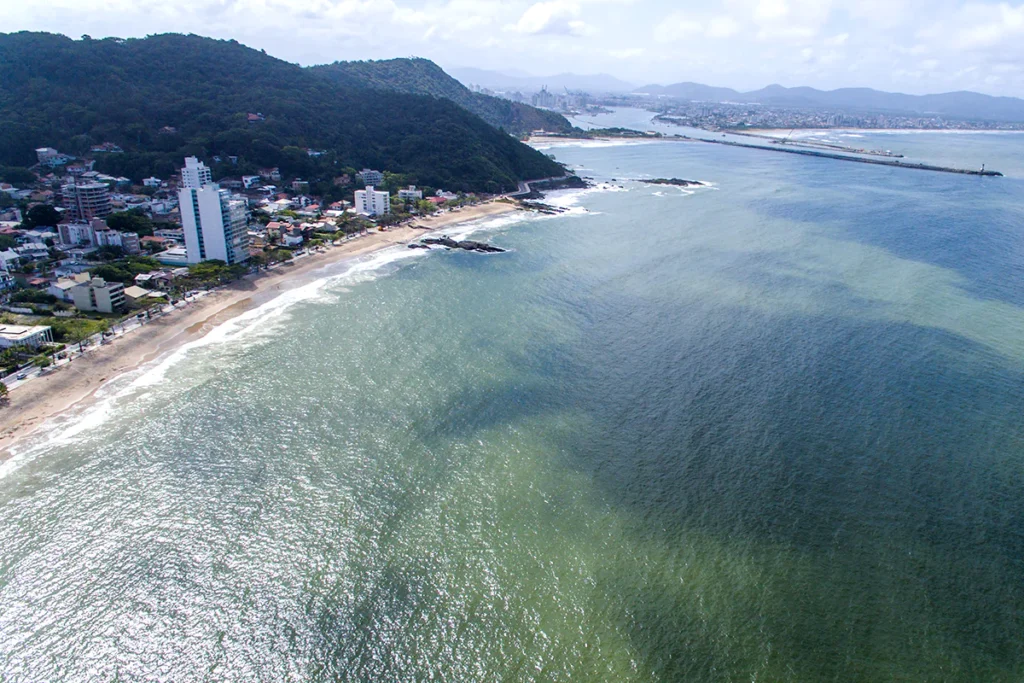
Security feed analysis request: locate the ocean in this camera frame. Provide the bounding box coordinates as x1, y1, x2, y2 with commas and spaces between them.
3, 110, 1024, 681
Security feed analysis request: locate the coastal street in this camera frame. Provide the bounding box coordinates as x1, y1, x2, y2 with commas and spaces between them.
1, 294, 209, 391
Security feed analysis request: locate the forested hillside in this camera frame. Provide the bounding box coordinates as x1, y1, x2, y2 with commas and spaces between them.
310, 58, 573, 136
0, 33, 563, 192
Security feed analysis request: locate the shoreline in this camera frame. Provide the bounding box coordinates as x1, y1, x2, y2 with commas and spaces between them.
0, 201, 520, 461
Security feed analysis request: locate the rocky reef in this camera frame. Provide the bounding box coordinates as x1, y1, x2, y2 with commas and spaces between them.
411, 237, 506, 253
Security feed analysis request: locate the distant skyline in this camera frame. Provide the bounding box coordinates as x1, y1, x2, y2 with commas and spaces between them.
6, 0, 1024, 97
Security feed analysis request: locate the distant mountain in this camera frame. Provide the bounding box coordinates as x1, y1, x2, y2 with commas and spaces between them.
640, 81, 1024, 123
310, 58, 573, 136
637, 82, 742, 101
449, 67, 636, 94
0, 33, 563, 192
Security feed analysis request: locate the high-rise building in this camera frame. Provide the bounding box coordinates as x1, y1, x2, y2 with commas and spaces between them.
354, 186, 390, 217
181, 156, 213, 189
62, 181, 111, 221
178, 157, 249, 265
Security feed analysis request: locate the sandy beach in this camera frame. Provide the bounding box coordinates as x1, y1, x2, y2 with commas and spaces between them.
0, 201, 520, 458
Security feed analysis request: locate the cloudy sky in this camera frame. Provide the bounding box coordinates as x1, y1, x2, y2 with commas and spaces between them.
7, 0, 1024, 96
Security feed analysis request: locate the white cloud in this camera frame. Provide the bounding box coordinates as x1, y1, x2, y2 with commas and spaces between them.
653, 12, 704, 42
508, 0, 593, 35
5, 0, 1024, 96
755, 0, 789, 21
707, 15, 741, 37
609, 47, 646, 58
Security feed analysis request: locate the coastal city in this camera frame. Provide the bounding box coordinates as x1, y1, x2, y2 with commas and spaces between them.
466, 84, 1024, 132
0, 148, 504, 401
4, 14, 1024, 681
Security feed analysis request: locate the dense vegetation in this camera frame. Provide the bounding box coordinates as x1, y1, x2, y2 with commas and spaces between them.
0, 33, 564, 192
311, 58, 573, 137
88, 255, 162, 284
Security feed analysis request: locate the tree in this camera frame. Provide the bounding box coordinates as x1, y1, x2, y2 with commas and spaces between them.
20, 204, 62, 229
106, 209, 155, 236
0, 166, 36, 184
11, 289, 57, 305
0, 234, 17, 249
32, 355, 52, 368
0, 381, 8, 404
0, 33, 564, 190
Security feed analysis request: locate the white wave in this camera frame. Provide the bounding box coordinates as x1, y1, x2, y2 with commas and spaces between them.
0, 193, 623, 474
0, 245, 433, 477
542, 182, 628, 208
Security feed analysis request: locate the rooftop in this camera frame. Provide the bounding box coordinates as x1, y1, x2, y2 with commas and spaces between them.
0, 324, 51, 341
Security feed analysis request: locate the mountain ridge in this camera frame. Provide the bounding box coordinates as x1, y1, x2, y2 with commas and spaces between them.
637, 82, 1024, 122
310, 58, 573, 135
0, 32, 564, 191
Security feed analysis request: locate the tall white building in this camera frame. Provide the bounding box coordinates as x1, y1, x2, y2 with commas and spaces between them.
181, 156, 213, 189
178, 158, 249, 265
354, 186, 390, 217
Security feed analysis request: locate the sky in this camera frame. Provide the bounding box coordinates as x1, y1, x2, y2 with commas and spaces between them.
6, 0, 1024, 97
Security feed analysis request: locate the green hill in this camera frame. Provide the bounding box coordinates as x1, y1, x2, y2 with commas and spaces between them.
310, 58, 574, 136
0, 33, 564, 193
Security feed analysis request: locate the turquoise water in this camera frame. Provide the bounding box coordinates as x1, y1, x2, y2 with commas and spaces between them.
3, 128, 1024, 680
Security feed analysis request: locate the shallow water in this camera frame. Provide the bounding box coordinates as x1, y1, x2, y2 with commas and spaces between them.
2, 129, 1024, 681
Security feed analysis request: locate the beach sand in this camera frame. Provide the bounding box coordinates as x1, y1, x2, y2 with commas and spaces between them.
0, 201, 520, 458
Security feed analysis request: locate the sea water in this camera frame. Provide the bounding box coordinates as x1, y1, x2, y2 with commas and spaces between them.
2, 118, 1024, 680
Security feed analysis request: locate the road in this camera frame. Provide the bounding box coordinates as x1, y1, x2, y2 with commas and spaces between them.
1, 292, 210, 392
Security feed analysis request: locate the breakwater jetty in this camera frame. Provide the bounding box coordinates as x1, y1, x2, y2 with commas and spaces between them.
678, 135, 1003, 176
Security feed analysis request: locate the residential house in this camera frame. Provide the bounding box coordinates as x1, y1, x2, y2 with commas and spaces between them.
153, 228, 185, 242
134, 271, 174, 290
141, 236, 176, 252
15, 243, 49, 261
66, 161, 96, 176
47, 275, 87, 302
143, 177, 162, 188
282, 227, 305, 247
0, 249, 21, 272
124, 285, 158, 305
397, 185, 423, 201
36, 147, 73, 167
